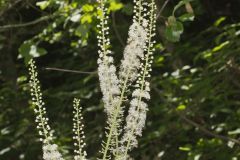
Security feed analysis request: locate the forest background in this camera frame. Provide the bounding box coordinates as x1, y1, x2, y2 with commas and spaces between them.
1, 0, 240, 159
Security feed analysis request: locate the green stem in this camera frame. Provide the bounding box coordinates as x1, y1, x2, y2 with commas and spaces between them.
102, 70, 131, 160
32, 74, 50, 145
76, 105, 83, 157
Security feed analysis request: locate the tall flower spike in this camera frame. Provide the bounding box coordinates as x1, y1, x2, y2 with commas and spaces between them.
97, 0, 123, 159
120, 0, 157, 158
118, 21, 148, 85
29, 59, 53, 144
73, 98, 87, 160
118, 0, 148, 84
98, 0, 147, 159
28, 59, 64, 160
133, 0, 143, 24
97, 0, 120, 116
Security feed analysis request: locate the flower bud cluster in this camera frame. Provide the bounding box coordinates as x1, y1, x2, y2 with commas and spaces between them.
29, 60, 53, 144
29, 60, 64, 159
43, 144, 64, 160
119, 21, 148, 84
72, 98, 87, 160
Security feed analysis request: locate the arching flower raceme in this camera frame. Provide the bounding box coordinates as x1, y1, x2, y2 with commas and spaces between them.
29, 60, 53, 144
29, 60, 64, 160
120, 0, 157, 158
97, 0, 120, 117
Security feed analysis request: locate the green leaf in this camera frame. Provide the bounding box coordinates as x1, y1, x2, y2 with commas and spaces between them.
212, 41, 229, 52
109, 1, 123, 12
75, 25, 89, 38
157, 56, 164, 63
165, 18, 184, 42
36, 1, 50, 10
179, 146, 191, 151
214, 17, 226, 27
19, 42, 31, 58
81, 14, 92, 24
178, 13, 195, 22
168, 16, 177, 25
155, 43, 165, 50
36, 47, 47, 56
18, 41, 47, 64
17, 76, 27, 83
75, 25, 89, 46
176, 104, 186, 111
82, 4, 94, 12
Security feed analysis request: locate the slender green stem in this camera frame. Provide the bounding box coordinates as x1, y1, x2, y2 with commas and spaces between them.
32, 71, 50, 145
102, 70, 131, 160
76, 105, 83, 157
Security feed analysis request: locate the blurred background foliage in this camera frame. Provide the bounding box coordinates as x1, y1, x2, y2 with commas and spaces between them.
1, 0, 240, 159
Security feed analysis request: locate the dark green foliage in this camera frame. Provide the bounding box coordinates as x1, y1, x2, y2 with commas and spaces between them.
1, 0, 240, 159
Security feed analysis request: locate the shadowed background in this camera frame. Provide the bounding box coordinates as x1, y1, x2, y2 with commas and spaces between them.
1, 0, 240, 159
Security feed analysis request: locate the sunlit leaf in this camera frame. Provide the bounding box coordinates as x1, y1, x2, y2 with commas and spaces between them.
214, 17, 226, 27
179, 146, 191, 151
82, 4, 94, 12
109, 1, 123, 12
176, 104, 186, 110
81, 14, 92, 24
36, 1, 50, 10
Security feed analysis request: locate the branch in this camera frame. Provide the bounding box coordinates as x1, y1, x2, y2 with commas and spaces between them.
177, 112, 240, 145
157, 0, 171, 18
0, 14, 56, 30
44, 67, 97, 74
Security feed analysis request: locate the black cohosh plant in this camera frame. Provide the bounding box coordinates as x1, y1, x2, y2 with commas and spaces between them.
28, 0, 157, 159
